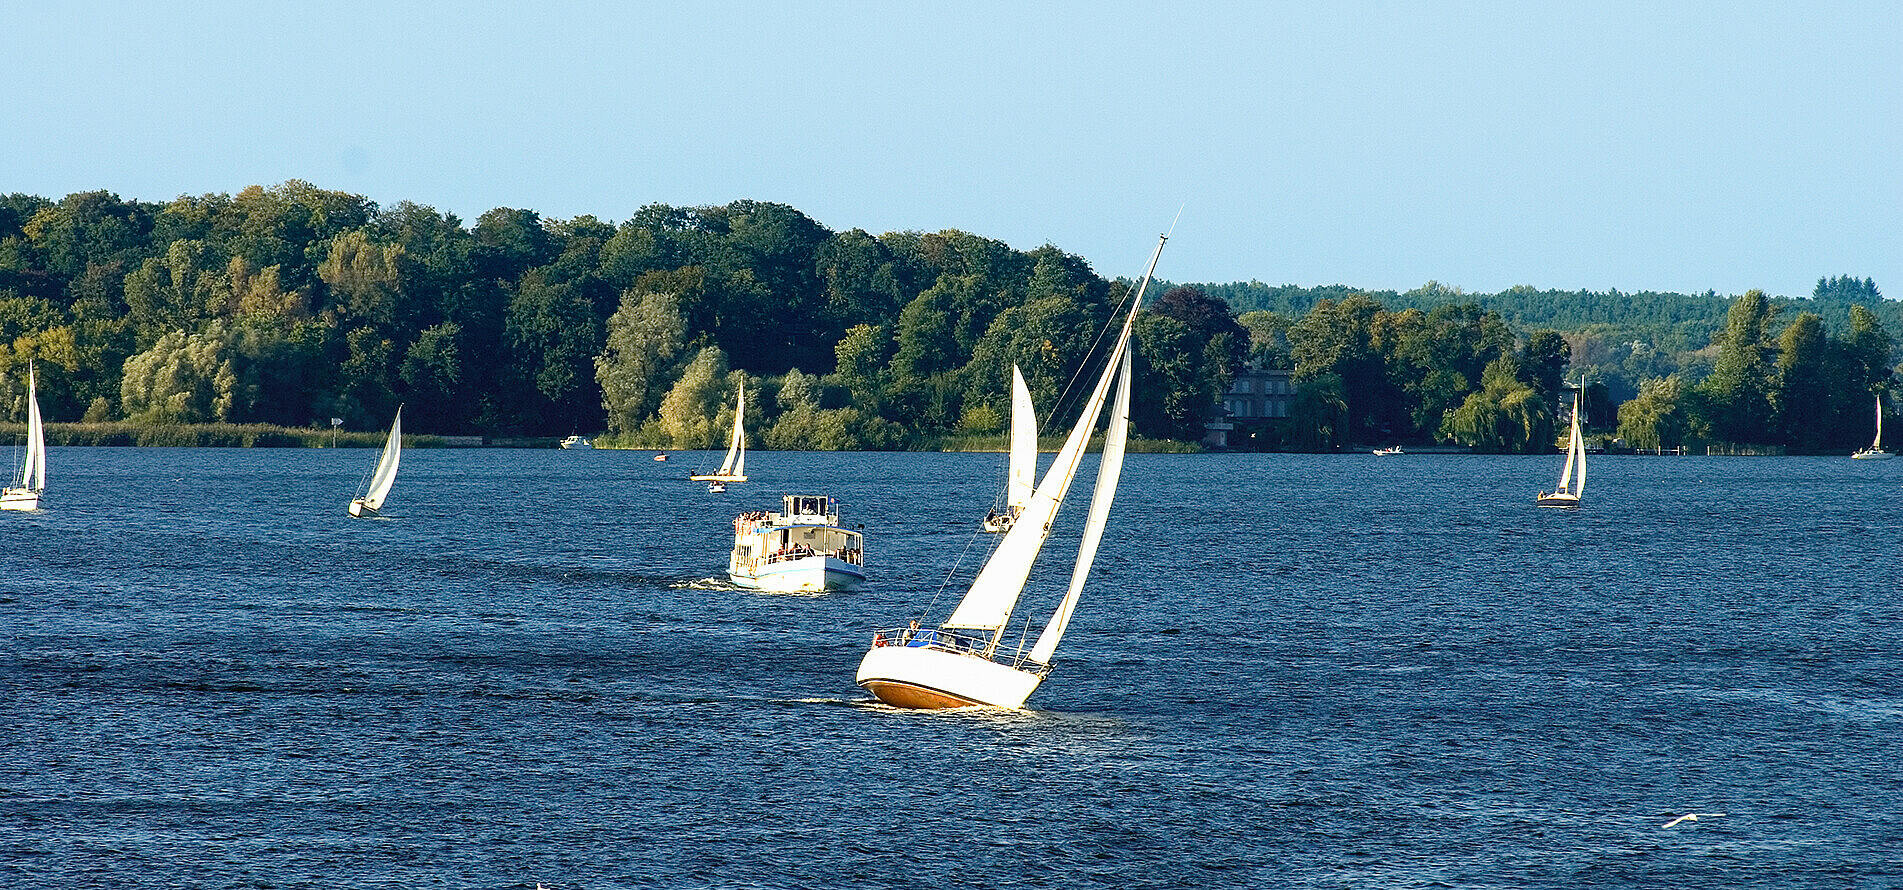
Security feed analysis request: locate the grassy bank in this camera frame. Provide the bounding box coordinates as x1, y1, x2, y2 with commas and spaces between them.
0, 422, 454, 448
2, 422, 1202, 452
594, 432, 1204, 453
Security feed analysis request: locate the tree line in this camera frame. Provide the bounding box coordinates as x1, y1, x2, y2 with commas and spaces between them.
0, 183, 1241, 448
1, 183, 1890, 453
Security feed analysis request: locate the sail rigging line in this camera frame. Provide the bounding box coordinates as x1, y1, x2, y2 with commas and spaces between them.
918, 279, 1153, 627
942, 232, 1167, 647
1035, 219, 1177, 447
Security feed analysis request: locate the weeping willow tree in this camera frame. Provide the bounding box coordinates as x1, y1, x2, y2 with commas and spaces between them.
1442, 357, 1553, 453
1616, 375, 1690, 450
1287, 373, 1349, 451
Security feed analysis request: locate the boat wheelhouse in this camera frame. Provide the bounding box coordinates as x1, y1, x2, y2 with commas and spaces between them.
729, 495, 866, 592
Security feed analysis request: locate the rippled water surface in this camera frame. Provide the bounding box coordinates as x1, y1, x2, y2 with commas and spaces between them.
5, 447, 1903, 888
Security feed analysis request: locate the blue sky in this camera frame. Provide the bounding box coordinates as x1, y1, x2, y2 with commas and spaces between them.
9, 2, 1899, 299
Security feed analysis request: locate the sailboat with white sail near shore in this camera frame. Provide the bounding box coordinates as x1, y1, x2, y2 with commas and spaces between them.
1852, 394, 1891, 459
691, 380, 748, 492
348, 407, 402, 518
854, 231, 1168, 710
1537, 381, 1585, 507
2, 362, 47, 512
982, 364, 1038, 533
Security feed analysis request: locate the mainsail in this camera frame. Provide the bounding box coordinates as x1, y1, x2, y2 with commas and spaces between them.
1006, 365, 1036, 512
22, 364, 45, 492
362, 407, 402, 510
719, 379, 746, 477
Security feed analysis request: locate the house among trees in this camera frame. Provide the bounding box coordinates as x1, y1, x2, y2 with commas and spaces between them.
1204, 368, 1295, 448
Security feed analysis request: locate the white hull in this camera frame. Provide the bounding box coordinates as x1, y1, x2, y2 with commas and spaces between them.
690, 473, 748, 482
1536, 492, 1580, 508
729, 554, 865, 592
1, 487, 40, 511
855, 642, 1044, 710
1852, 448, 1892, 460
347, 498, 379, 518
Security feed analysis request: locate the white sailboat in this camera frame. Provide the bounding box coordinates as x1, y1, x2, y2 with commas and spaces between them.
2, 363, 47, 512
728, 495, 867, 592
854, 232, 1166, 710
1852, 394, 1891, 459
982, 364, 1038, 533
1537, 382, 1586, 507
348, 407, 402, 518
690, 379, 747, 492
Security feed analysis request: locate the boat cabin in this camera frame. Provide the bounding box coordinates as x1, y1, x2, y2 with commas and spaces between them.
778, 495, 838, 526
730, 495, 863, 571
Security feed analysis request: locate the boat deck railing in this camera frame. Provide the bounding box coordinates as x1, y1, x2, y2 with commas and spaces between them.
868, 626, 1052, 675
737, 545, 864, 570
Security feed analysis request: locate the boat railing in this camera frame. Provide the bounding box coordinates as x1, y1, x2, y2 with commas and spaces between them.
868, 626, 1051, 674
754, 545, 864, 567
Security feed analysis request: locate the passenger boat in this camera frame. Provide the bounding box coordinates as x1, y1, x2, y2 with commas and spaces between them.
728, 495, 866, 592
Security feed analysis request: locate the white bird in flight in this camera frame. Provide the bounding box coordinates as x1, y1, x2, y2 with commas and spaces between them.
1662, 812, 1725, 828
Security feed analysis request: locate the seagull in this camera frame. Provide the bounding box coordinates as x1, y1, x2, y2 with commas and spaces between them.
1662, 812, 1725, 828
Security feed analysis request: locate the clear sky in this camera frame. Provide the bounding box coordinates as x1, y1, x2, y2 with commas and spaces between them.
8, 2, 1899, 299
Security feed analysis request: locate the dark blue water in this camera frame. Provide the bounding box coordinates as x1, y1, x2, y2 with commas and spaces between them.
4, 448, 1902, 888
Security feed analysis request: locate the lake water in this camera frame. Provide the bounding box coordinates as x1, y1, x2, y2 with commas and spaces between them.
4, 447, 1902, 888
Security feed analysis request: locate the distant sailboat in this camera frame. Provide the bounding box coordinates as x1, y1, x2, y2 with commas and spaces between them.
2, 363, 46, 512
1537, 382, 1585, 507
690, 380, 748, 492
854, 232, 1167, 710
1852, 394, 1891, 460
348, 407, 402, 518
982, 364, 1037, 533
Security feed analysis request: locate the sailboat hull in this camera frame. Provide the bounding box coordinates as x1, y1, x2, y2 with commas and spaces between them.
690, 473, 748, 482
855, 643, 1045, 710
1535, 492, 1581, 508
1, 487, 40, 511
1851, 449, 1892, 460
348, 499, 379, 518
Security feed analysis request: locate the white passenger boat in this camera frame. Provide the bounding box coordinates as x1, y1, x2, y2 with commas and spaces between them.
728, 495, 866, 592
559, 435, 593, 449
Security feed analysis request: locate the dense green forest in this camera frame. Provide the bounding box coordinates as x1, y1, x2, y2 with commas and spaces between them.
0, 182, 1892, 453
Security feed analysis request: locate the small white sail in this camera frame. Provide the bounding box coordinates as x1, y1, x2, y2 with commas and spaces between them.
1029, 348, 1132, 664
694, 380, 748, 482
24, 365, 45, 493
731, 380, 745, 477
1007, 365, 1036, 511
1874, 395, 1884, 450
361, 407, 402, 510
1555, 391, 1579, 495
1572, 396, 1587, 498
